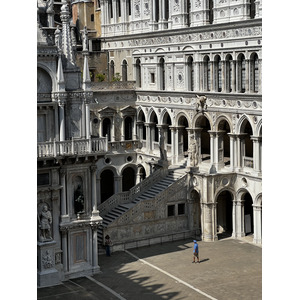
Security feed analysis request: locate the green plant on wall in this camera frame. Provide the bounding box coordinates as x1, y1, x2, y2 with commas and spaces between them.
96, 73, 106, 82
112, 72, 121, 82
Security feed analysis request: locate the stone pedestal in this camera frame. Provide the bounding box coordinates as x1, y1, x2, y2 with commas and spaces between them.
37, 241, 60, 287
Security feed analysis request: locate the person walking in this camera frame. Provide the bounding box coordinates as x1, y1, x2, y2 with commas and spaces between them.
193, 240, 200, 263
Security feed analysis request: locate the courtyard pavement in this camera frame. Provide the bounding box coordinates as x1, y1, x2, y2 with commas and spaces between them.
37, 237, 261, 300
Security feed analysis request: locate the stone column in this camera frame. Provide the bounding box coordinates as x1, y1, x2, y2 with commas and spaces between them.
253, 204, 262, 244
91, 165, 99, 218
199, 61, 204, 91
85, 99, 91, 139
54, 103, 59, 141
58, 99, 66, 142
133, 115, 137, 140
251, 136, 262, 174
208, 131, 215, 169
231, 60, 236, 93
228, 134, 236, 171
235, 59, 240, 93
245, 59, 250, 93
232, 200, 237, 238
194, 128, 202, 163
258, 58, 262, 93
111, 116, 115, 142
203, 203, 214, 241
170, 127, 176, 164
236, 134, 247, 172
114, 175, 122, 193
60, 169, 69, 222
61, 228, 68, 272
221, 60, 226, 92
121, 117, 125, 141
174, 127, 179, 164
145, 123, 151, 152
235, 200, 244, 238
209, 60, 214, 92
91, 224, 99, 269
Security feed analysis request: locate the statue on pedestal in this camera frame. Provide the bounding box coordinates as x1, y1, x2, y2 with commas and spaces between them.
188, 135, 198, 167
159, 131, 167, 162
38, 204, 53, 242
81, 26, 88, 51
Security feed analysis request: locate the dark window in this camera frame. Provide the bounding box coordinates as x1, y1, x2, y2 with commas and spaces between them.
150, 73, 155, 83
92, 40, 101, 51
168, 205, 175, 217
37, 173, 49, 186
178, 203, 185, 215
91, 14, 94, 22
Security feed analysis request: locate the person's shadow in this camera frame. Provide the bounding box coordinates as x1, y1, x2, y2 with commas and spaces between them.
199, 258, 209, 263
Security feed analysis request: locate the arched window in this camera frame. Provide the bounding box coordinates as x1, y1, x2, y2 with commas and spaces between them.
102, 118, 111, 141
135, 58, 141, 88
159, 57, 165, 90
108, 0, 113, 19
250, 0, 256, 19
209, 0, 214, 24
126, 0, 131, 16
187, 0, 191, 26
122, 60, 128, 81
187, 56, 194, 91
117, 0, 121, 18
250, 53, 259, 93
124, 116, 133, 140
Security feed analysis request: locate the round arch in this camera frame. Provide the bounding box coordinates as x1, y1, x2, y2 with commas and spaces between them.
236, 114, 254, 135
100, 168, 116, 203
37, 64, 56, 92
121, 165, 136, 192
216, 189, 234, 237
175, 111, 191, 128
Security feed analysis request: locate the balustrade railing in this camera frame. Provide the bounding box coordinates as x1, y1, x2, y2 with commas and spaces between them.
90, 81, 135, 91
108, 140, 139, 152
98, 168, 165, 216
116, 173, 188, 226
243, 156, 254, 168
37, 137, 108, 158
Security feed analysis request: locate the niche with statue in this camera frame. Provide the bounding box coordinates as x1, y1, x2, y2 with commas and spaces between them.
73, 176, 85, 217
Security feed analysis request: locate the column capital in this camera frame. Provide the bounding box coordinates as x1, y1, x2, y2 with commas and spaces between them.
90, 164, 97, 173
250, 135, 262, 142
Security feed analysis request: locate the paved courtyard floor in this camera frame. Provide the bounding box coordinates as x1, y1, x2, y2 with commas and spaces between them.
37, 237, 262, 300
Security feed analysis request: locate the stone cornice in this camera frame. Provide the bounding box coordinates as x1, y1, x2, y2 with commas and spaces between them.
102, 19, 262, 43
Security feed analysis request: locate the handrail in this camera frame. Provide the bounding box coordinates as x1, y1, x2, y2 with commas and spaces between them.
98, 168, 165, 216
115, 173, 188, 226
37, 137, 108, 158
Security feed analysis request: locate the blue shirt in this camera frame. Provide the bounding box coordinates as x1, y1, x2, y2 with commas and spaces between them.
194, 243, 198, 253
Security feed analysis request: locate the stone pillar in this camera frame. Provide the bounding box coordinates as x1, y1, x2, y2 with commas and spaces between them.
170, 127, 176, 164
61, 229, 68, 272
209, 60, 214, 92
111, 116, 115, 142
232, 200, 237, 238
133, 115, 137, 140
235, 200, 244, 238
208, 131, 215, 172
91, 165, 99, 218
58, 99, 65, 142
194, 128, 202, 163
236, 134, 247, 172
231, 60, 236, 93
199, 61, 204, 91
251, 136, 262, 175
85, 99, 91, 138
203, 203, 214, 241
253, 204, 262, 244
54, 103, 59, 141
121, 118, 125, 141
221, 60, 226, 92
174, 127, 179, 164
258, 58, 262, 93
228, 134, 236, 171
114, 175, 122, 193
245, 59, 250, 93
145, 123, 151, 152
60, 169, 69, 222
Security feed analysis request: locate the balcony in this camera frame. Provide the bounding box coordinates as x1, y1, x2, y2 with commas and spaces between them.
37, 137, 108, 158
90, 81, 135, 91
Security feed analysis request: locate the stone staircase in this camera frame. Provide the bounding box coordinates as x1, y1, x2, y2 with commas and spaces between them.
98, 166, 187, 252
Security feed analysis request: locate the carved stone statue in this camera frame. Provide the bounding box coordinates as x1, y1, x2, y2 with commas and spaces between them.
188, 135, 198, 167
74, 184, 84, 214
196, 95, 207, 113
46, 0, 54, 13
54, 26, 62, 52
81, 26, 88, 51
38, 204, 53, 241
